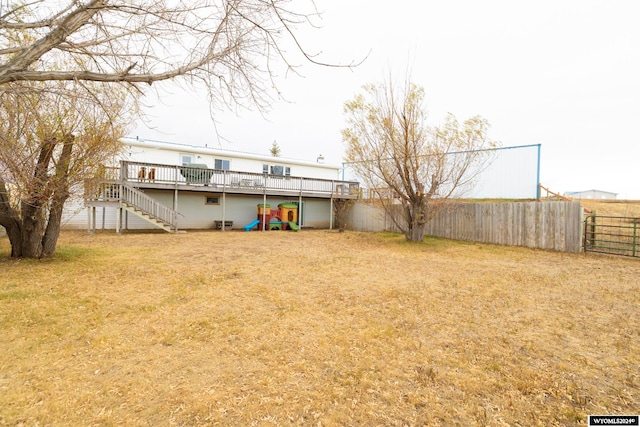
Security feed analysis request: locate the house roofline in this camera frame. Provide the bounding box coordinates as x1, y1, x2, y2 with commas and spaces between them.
122, 136, 341, 170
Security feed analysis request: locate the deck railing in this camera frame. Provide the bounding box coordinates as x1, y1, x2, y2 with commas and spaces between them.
120, 184, 179, 229
84, 180, 180, 230
120, 160, 360, 197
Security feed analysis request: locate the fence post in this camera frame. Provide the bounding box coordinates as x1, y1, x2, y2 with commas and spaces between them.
584, 213, 596, 250
633, 218, 638, 257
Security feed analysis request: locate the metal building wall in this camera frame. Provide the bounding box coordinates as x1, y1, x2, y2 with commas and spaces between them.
465, 144, 540, 199
342, 144, 541, 200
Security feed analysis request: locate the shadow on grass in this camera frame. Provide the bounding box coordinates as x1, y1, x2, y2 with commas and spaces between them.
375, 231, 473, 248
0, 243, 95, 263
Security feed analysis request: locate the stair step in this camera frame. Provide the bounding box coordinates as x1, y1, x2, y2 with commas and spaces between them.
121, 192, 178, 233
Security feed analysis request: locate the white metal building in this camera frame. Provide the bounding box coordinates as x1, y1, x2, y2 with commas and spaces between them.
341, 144, 542, 200
564, 189, 618, 200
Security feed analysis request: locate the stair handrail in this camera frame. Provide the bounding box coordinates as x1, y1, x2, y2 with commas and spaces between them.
119, 183, 179, 230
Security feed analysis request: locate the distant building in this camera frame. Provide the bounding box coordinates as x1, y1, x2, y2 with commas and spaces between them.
564, 189, 617, 200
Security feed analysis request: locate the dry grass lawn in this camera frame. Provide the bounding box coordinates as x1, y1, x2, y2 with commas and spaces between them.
579, 200, 640, 217
1, 229, 638, 426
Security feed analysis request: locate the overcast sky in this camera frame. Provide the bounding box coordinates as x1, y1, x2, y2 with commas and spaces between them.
132, 0, 640, 199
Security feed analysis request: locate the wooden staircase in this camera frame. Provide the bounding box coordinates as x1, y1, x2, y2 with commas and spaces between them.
538, 184, 573, 201
86, 181, 181, 232
121, 202, 176, 232
538, 184, 592, 213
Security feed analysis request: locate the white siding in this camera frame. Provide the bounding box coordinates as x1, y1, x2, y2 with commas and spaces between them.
172, 192, 259, 229
296, 199, 333, 228
121, 138, 341, 180
65, 205, 149, 230
61, 198, 89, 229
65, 190, 335, 230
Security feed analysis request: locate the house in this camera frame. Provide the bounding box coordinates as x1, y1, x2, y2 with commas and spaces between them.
564, 189, 617, 200
68, 137, 359, 232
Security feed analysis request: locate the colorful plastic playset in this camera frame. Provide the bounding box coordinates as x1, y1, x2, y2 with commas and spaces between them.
244, 203, 299, 232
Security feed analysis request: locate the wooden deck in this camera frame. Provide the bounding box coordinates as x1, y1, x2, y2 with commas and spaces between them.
97, 161, 360, 199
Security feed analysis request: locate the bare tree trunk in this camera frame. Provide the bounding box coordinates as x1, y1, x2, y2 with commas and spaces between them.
333, 198, 353, 232
41, 196, 68, 256
409, 222, 425, 242
406, 202, 426, 242
42, 135, 74, 256
0, 177, 23, 257
20, 138, 57, 258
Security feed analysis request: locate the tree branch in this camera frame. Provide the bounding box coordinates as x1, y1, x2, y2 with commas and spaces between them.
0, 0, 105, 83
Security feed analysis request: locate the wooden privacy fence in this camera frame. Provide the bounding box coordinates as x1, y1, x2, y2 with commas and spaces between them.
347, 201, 584, 253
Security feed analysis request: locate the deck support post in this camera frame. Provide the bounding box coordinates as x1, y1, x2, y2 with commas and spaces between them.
220, 171, 227, 231
222, 191, 227, 231
173, 186, 179, 233
262, 191, 267, 231
115, 204, 122, 234
329, 196, 334, 230
87, 206, 95, 234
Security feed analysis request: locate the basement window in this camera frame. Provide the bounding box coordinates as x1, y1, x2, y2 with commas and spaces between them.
205, 196, 220, 205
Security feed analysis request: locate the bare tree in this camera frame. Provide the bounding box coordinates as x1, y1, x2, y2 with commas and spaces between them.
0, 79, 135, 258
0, 1, 358, 257
0, 1, 353, 111
342, 78, 497, 242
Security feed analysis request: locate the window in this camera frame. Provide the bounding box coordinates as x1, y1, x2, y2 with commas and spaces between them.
265, 164, 291, 176
205, 196, 220, 205
214, 159, 230, 170
180, 154, 194, 166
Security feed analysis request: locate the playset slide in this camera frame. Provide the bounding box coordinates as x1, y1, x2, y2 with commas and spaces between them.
288, 222, 299, 232
243, 219, 260, 232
